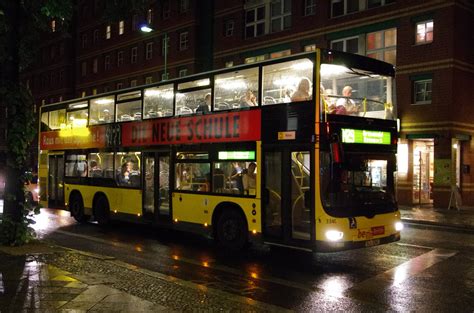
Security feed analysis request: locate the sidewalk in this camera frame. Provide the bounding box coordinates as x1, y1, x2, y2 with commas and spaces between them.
399, 205, 474, 230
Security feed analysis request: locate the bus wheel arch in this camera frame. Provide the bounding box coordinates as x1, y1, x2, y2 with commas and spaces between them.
69, 191, 90, 223
212, 202, 249, 251
93, 193, 110, 226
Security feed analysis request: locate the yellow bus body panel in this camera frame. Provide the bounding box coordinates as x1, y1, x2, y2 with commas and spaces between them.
172, 192, 262, 233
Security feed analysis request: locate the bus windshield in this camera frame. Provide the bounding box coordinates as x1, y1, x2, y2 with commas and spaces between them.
320, 63, 394, 120
320, 152, 397, 217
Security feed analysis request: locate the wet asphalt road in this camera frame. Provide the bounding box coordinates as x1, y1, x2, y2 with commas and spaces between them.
33, 209, 474, 312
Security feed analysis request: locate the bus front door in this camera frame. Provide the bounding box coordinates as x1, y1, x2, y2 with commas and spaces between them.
263, 147, 313, 245
48, 154, 64, 208
143, 152, 171, 222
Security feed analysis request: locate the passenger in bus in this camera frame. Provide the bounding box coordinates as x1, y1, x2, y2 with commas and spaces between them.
291, 77, 311, 102
117, 161, 133, 185
240, 90, 257, 107
335, 85, 359, 115
229, 162, 244, 194
195, 93, 211, 114
242, 162, 256, 195
89, 160, 102, 177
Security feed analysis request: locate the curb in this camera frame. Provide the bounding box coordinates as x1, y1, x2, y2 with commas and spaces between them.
401, 218, 474, 233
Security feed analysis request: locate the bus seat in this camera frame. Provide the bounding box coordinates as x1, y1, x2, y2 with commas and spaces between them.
130, 174, 141, 187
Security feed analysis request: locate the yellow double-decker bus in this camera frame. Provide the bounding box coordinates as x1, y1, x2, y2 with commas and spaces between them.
38, 49, 402, 252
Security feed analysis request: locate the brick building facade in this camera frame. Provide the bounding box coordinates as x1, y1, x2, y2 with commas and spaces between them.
22, 0, 474, 208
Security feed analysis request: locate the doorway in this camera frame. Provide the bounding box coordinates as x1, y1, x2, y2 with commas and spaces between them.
412, 140, 434, 205
48, 154, 64, 208
143, 151, 171, 222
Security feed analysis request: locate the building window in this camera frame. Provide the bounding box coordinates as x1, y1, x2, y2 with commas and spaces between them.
119, 20, 125, 35
147, 8, 153, 24
180, 0, 190, 13
146, 76, 153, 84
179, 32, 189, 51
132, 14, 139, 31
117, 51, 124, 67
81, 91, 86, 98
162, 36, 170, 56
271, 0, 291, 33
161, 72, 169, 81
130, 80, 137, 87
92, 89, 97, 95
131, 47, 138, 63
104, 55, 111, 70
331, 0, 360, 17
225, 61, 234, 68
245, 6, 265, 38
93, 29, 99, 44
51, 20, 56, 32
146, 42, 153, 60
245, 54, 267, 64
331, 36, 360, 54
413, 79, 432, 104
224, 20, 234, 37
305, 0, 316, 16
106, 25, 111, 39
367, 0, 395, 9
81, 61, 87, 77
366, 28, 397, 64
93, 58, 98, 73
270, 49, 291, 59
163, 1, 170, 19
416, 20, 434, 44
179, 69, 188, 77
117, 83, 123, 90
81, 34, 88, 48
304, 44, 316, 51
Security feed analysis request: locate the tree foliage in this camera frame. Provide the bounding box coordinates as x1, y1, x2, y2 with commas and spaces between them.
0, 0, 72, 245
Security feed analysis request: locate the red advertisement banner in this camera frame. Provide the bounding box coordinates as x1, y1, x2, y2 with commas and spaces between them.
40, 126, 106, 150
122, 110, 261, 147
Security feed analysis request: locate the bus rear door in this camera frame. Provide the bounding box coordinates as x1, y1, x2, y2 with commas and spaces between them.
143, 151, 171, 222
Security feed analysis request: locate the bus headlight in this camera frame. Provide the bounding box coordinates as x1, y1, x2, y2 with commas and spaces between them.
395, 222, 404, 232
326, 230, 344, 241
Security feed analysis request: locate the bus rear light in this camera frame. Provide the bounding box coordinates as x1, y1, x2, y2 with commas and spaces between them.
252, 230, 257, 235
326, 230, 344, 241
395, 222, 404, 232
204, 223, 208, 227
114, 210, 117, 213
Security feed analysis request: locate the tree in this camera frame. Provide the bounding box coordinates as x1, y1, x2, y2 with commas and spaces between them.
0, 0, 72, 245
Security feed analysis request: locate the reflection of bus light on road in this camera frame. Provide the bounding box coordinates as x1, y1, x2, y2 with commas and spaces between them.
326, 230, 344, 241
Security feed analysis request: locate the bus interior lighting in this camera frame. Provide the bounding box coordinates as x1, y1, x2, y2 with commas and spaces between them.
395, 222, 404, 232
326, 230, 344, 241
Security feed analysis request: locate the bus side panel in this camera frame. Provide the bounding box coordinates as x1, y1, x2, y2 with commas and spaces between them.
65, 184, 141, 215
172, 192, 262, 233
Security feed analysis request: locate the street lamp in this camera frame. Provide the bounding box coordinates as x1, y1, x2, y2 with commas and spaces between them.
140, 24, 168, 81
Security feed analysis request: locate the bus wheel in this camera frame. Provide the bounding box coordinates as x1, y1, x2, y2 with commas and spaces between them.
216, 209, 247, 251
94, 196, 110, 226
70, 194, 90, 223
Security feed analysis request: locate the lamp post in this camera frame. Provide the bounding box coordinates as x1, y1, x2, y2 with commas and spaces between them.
140, 24, 167, 81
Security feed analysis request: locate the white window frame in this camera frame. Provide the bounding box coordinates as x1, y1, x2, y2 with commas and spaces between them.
270, 0, 292, 33
145, 76, 153, 84
367, 0, 395, 9
416, 20, 434, 44
366, 28, 397, 64
104, 55, 111, 70
131, 47, 138, 64
106, 25, 111, 39
146, 42, 153, 60
331, 0, 362, 17
130, 80, 137, 87
413, 79, 432, 104
119, 20, 125, 35
117, 82, 123, 90
161, 72, 169, 81
179, 69, 188, 77
180, 0, 190, 13
225, 61, 234, 68
117, 51, 124, 67
225, 20, 234, 37
304, 44, 316, 52
304, 0, 316, 16
330, 36, 362, 54
51, 20, 56, 32
179, 32, 189, 51
245, 54, 267, 64
147, 8, 153, 24
245, 6, 266, 38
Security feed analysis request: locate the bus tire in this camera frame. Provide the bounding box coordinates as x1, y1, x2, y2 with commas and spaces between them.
94, 195, 110, 226
216, 209, 248, 251
70, 193, 90, 223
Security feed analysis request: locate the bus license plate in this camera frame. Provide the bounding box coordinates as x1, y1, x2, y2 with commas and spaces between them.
365, 239, 380, 247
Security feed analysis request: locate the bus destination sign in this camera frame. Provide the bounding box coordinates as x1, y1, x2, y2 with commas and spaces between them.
341, 128, 391, 145
122, 110, 261, 146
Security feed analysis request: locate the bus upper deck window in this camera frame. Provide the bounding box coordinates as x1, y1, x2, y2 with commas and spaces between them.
144, 84, 174, 119
214, 67, 259, 111
90, 96, 115, 125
